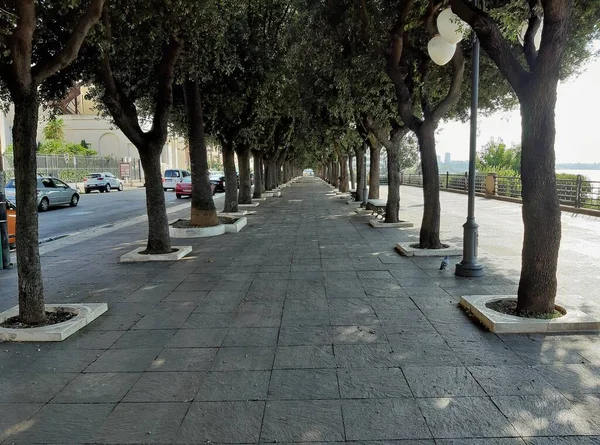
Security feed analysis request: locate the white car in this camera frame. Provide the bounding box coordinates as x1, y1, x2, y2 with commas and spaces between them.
163, 169, 190, 191
84, 172, 123, 193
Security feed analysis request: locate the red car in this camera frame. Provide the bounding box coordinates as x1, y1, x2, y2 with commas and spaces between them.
175, 177, 216, 198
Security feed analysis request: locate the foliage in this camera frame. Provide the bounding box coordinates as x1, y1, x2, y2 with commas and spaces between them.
42, 118, 65, 142
57, 169, 90, 182
477, 138, 521, 172
38, 140, 97, 156
477, 166, 520, 177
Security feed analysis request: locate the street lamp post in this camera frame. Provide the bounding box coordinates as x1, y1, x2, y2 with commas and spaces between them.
455, 0, 484, 277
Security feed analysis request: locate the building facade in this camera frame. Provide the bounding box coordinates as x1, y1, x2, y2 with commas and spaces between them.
0, 86, 190, 176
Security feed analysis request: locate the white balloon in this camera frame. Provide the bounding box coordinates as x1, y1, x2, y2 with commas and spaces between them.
437, 8, 466, 45
428, 35, 457, 66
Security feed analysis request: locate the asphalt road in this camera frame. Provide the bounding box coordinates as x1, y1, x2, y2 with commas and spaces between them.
37, 187, 225, 241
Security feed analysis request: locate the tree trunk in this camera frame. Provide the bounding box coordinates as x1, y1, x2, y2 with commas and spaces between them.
265, 158, 275, 190
282, 162, 288, 183
331, 158, 339, 189
183, 79, 219, 227
385, 144, 401, 224
339, 155, 349, 193
13, 91, 46, 324
417, 123, 442, 249
222, 142, 238, 212
355, 146, 366, 202
349, 155, 355, 190
264, 160, 271, 190
517, 92, 561, 314
236, 145, 252, 204
139, 146, 172, 253
252, 151, 262, 199
369, 145, 381, 199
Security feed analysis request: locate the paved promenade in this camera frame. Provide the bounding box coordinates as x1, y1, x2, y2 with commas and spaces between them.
0, 177, 599, 444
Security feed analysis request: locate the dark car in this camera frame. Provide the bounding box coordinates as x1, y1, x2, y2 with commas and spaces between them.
209, 173, 253, 192
210, 174, 225, 193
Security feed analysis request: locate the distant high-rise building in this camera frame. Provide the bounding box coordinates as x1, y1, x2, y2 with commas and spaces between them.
444, 152, 451, 164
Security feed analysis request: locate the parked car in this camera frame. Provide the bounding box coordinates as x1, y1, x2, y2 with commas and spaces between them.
5, 177, 80, 212
175, 177, 216, 198
209, 172, 225, 193
163, 169, 190, 191
84, 172, 123, 193
6, 198, 15, 249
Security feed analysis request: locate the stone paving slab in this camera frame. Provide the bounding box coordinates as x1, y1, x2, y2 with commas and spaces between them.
1, 178, 600, 443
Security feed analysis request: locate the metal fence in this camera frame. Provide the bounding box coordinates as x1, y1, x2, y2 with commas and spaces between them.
1, 154, 144, 183
396, 172, 600, 211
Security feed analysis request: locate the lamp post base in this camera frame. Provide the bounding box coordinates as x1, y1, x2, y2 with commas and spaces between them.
455, 261, 485, 277
455, 217, 484, 278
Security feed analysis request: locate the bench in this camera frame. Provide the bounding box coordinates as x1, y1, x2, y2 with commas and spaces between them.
349, 189, 357, 201
366, 199, 387, 219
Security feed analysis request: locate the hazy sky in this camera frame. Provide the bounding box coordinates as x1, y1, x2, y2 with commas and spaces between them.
437, 45, 600, 164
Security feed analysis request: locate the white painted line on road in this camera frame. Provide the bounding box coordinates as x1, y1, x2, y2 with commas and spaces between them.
36, 202, 192, 256
6, 193, 227, 260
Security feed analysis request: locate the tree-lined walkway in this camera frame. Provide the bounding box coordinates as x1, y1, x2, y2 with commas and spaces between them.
1, 177, 600, 443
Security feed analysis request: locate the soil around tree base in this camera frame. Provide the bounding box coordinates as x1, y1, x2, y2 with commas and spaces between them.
171, 216, 239, 228
486, 298, 565, 319
1, 310, 76, 329
139, 248, 178, 255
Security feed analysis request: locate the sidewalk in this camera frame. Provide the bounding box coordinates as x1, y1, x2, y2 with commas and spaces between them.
0, 178, 599, 444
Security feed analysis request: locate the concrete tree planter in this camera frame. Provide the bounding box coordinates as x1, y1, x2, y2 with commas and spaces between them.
239, 202, 260, 208
0, 303, 108, 342
169, 220, 225, 238
395, 242, 462, 257
221, 216, 247, 233
460, 295, 600, 333
369, 220, 414, 228
219, 211, 248, 217
120, 246, 193, 262
169, 216, 247, 237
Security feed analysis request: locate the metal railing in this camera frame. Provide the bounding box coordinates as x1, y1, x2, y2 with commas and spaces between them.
1, 154, 144, 182
397, 172, 600, 211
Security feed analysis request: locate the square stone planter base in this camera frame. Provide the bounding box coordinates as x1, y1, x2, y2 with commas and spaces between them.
369, 220, 414, 228
219, 211, 248, 217
239, 203, 260, 208
253, 198, 267, 201
460, 295, 600, 333
0, 303, 108, 342
170, 222, 225, 238
223, 216, 247, 233
120, 246, 192, 262
396, 242, 461, 257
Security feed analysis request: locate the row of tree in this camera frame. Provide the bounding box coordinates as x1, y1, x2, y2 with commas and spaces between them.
0, 0, 598, 324
309, 0, 598, 315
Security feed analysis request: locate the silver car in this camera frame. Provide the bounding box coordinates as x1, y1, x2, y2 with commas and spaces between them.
5, 177, 80, 211
84, 172, 123, 193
